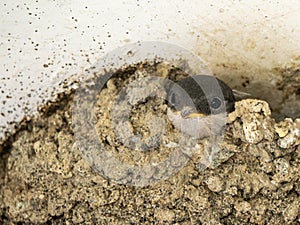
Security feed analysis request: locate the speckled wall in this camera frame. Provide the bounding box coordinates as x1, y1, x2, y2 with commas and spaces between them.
1, 0, 300, 144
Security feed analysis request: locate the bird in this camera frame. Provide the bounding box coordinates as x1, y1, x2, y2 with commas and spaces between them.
166, 75, 236, 139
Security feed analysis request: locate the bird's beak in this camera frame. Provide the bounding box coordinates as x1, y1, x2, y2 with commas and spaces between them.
232, 89, 251, 100
185, 113, 206, 118
175, 111, 206, 119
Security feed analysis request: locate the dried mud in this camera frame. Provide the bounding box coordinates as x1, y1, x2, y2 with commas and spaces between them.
0, 63, 300, 224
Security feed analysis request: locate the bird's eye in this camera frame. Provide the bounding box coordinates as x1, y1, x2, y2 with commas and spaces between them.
211, 97, 222, 109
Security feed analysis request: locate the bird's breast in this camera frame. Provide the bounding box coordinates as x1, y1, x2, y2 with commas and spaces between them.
167, 108, 227, 139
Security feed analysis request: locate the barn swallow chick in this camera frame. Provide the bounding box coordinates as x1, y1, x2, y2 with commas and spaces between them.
166, 75, 236, 139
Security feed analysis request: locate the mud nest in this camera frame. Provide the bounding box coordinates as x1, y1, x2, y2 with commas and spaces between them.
0, 62, 300, 224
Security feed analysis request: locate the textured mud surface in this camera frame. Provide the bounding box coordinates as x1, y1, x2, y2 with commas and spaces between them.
1, 63, 300, 224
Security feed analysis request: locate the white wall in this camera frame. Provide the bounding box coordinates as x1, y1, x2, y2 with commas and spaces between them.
1, 0, 300, 142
